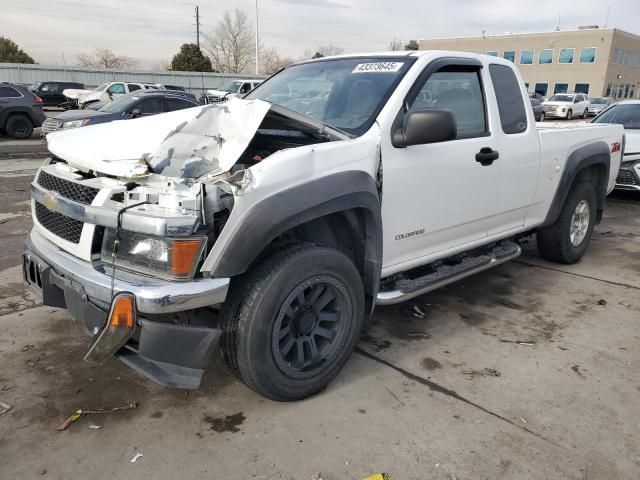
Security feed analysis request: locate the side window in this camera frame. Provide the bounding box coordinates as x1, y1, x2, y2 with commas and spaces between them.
0, 86, 21, 98
166, 98, 195, 111
40, 83, 53, 92
240, 83, 251, 94
409, 67, 487, 139
489, 64, 527, 134
137, 97, 163, 114
128, 84, 142, 92
108, 83, 126, 94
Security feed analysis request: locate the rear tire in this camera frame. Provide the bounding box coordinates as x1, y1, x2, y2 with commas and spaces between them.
220, 243, 365, 401
5, 114, 33, 139
537, 182, 597, 264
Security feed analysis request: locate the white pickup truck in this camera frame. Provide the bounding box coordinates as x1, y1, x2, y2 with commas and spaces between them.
24, 51, 623, 401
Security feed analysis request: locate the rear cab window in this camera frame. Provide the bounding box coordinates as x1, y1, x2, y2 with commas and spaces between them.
488, 64, 528, 134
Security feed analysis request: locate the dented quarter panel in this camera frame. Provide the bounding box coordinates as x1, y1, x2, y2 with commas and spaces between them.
199, 124, 383, 274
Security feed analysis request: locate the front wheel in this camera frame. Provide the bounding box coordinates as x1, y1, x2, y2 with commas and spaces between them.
537, 182, 597, 264
220, 243, 365, 401
566, 109, 573, 120
582, 109, 588, 119
539, 112, 545, 122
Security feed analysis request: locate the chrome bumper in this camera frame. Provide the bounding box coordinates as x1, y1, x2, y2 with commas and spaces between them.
25, 228, 229, 314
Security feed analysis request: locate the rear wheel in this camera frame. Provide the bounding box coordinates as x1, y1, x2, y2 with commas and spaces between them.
5, 114, 33, 139
537, 182, 597, 264
220, 243, 364, 401
566, 109, 573, 120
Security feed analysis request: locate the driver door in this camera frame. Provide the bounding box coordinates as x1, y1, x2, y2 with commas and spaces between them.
381, 60, 500, 273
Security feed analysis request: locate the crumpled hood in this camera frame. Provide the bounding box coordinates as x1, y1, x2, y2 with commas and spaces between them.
63, 88, 94, 100
46, 97, 272, 178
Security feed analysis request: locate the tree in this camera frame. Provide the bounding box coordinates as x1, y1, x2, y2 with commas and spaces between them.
261, 46, 295, 75
171, 43, 213, 72
77, 48, 136, 69
303, 44, 344, 59
388, 38, 403, 51
404, 40, 419, 51
204, 8, 254, 74
0, 37, 35, 64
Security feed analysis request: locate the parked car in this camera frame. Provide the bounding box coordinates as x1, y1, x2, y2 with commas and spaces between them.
63, 82, 160, 109
530, 97, 545, 121
0, 82, 46, 139
203, 79, 263, 103
529, 92, 545, 101
41, 91, 199, 135
592, 100, 640, 191
29, 81, 85, 108
587, 97, 614, 116
24, 52, 623, 400
163, 85, 187, 92
542, 93, 590, 120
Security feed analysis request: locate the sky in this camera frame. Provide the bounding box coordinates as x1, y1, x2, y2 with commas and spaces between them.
2, 0, 640, 69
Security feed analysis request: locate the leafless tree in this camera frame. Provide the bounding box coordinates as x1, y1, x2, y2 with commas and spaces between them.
76, 48, 136, 69
204, 8, 255, 73
152, 58, 172, 71
261, 46, 296, 75
303, 44, 344, 59
388, 38, 403, 51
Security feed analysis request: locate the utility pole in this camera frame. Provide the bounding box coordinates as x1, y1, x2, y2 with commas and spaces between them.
195, 5, 200, 48
255, 0, 259, 75
604, 2, 611, 27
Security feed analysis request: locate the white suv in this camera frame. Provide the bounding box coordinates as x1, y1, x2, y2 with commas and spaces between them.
542, 93, 590, 120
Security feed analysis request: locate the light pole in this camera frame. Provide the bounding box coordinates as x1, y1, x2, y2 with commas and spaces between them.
255, 0, 260, 75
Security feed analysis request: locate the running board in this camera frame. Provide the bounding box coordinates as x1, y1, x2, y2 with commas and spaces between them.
376, 241, 522, 305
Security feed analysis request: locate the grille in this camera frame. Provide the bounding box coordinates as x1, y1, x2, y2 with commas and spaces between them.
41, 118, 60, 134
616, 168, 639, 186
35, 202, 84, 244
38, 170, 99, 205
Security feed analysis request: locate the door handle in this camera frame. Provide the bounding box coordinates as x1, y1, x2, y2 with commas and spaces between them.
476, 147, 499, 166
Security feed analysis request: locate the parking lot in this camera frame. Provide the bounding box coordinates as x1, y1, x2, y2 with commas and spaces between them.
0, 148, 638, 479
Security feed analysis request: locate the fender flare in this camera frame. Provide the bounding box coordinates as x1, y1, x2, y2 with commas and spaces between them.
541, 141, 611, 227
0, 107, 34, 127
210, 170, 383, 302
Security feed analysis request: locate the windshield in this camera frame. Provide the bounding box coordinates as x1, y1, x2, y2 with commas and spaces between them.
217, 81, 243, 93
245, 57, 415, 136
593, 103, 640, 129
99, 96, 140, 113
549, 94, 573, 102
94, 83, 108, 92
590, 98, 608, 104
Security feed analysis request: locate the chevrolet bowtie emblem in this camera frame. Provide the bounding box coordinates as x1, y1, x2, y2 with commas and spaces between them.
42, 191, 59, 211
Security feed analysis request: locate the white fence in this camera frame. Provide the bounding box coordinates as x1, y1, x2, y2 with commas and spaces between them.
0, 63, 266, 94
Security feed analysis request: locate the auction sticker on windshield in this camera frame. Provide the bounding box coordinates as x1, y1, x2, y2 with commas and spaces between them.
352, 62, 404, 73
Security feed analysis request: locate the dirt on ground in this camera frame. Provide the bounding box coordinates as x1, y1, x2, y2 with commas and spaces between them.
0, 157, 639, 480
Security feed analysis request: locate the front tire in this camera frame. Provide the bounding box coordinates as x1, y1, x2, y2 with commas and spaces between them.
220, 243, 365, 401
539, 112, 545, 122
5, 114, 33, 139
537, 182, 597, 264
566, 109, 573, 120
582, 109, 588, 119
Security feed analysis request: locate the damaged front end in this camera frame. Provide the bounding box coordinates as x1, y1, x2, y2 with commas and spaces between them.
24, 98, 347, 388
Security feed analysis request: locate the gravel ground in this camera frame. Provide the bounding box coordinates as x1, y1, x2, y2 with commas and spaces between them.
0, 156, 638, 480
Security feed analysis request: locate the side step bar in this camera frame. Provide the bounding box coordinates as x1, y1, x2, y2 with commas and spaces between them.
376, 241, 522, 305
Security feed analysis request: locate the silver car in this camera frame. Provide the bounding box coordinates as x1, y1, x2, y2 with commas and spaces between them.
587, 97, 614, 116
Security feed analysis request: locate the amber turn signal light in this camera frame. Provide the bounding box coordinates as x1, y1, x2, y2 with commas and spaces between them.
84, 293, 136, 365
171, 239, 204, 277
110, 294, 135, 328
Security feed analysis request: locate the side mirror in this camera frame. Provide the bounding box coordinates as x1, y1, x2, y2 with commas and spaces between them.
393, 109, 457, 148
130, 108, 141, 118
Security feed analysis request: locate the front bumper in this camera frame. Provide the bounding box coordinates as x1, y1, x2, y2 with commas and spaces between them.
615, 160, 640, 191
23, 228, 230, 388
543, 109, 568, 119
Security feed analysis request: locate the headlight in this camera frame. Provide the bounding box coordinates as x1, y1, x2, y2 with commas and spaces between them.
62, 119, 90, 129
101, 229, 206, 280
